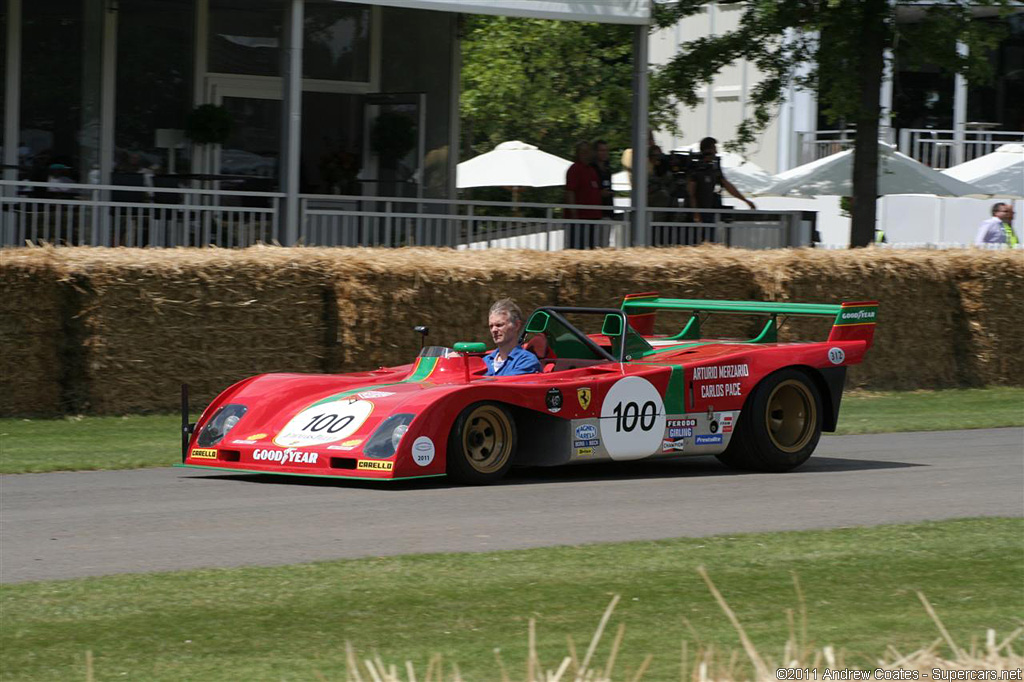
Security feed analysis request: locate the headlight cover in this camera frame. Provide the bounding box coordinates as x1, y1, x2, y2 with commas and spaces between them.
197, 404, 248, 447
364, 413, 415, 459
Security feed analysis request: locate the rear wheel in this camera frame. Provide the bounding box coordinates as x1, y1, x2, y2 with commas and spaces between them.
717, 368, 823, 472
446, 402, 516, 484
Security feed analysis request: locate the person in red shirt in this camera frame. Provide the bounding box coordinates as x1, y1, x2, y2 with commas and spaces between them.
564, 141, 603, 248
565, 141, 603, 218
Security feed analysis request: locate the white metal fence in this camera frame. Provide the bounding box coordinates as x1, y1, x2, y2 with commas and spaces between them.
797, 129, 1024, 170
0, 180, 281, 248
898, 128, 1024, 169
796, 129, 858, 165
2, 180, 813, 250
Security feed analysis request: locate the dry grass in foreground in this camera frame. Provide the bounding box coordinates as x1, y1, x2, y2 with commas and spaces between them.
81, 566, 1022, 682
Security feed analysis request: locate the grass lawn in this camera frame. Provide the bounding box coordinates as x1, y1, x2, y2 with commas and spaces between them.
1, 387, 1021, 474
1, 518, 1021, 681
833, 386, 1024, 435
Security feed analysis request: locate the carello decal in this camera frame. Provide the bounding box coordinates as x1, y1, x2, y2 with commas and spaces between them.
357, 460, 394, 471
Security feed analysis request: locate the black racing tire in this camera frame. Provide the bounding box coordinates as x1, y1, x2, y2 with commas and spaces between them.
446, 402, 517, 484
716, 368, 823, 472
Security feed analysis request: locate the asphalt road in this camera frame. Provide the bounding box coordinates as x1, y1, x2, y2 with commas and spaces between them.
2, 428, 1022, 583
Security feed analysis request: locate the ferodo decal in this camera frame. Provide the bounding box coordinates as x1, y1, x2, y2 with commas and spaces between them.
599, 376, 666, 461
412, 436, 435, 467
357, 460, 394, 471
274, 399, 374, 447
191, 448, 217, 460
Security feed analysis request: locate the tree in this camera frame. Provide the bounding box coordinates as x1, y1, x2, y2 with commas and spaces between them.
653, 0, 1009, 247
461, 16, 675, 167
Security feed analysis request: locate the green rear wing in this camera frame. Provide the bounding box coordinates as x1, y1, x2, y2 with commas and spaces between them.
621, 292, 878, 348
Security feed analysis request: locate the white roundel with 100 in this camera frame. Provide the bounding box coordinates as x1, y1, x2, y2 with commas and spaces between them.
599, 376, 667, 461
274, 399, 374, 447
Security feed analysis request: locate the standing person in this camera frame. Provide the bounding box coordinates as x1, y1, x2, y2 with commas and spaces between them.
590, 140, 614, 218
685, 137, 756, 240
483, 299, 541, 377
975, 203, 1018, 246
564, 141, 603, 248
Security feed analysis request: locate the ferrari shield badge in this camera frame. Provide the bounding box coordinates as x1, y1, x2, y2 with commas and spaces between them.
577, 387, 592, 411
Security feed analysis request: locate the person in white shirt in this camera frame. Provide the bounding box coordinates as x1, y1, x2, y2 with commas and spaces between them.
975, 203, 1018, 246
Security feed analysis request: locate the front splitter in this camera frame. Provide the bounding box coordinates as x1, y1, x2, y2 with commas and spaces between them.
175, 463, 446, 481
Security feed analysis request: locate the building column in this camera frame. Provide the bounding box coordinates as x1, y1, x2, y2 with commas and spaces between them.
879, 48, 894, 144
630, 23, 649, 248
952, 40, 968, 167
280, 0, 304, 245
3, 0, 21, 186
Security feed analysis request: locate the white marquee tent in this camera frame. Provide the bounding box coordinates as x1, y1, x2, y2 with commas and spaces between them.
758, 142, 987, 198
941, 144, 1024, 197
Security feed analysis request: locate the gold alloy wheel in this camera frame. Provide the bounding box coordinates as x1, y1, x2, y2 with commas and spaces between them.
764, 379, 817, 453
461, 404, 514, 474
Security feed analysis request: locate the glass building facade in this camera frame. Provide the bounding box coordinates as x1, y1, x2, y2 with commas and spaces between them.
1, 0, 458, 199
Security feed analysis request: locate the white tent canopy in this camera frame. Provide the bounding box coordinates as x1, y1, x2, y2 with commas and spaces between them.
941, 144, 1024, 198
457, 140, 572, 189
758, 142, 988, 197
357, 0, 651, 24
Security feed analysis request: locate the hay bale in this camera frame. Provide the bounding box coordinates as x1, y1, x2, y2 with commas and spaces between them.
0, 248, 63, 415
326, 248, 567, 372
751, 248, 962, 389
948, 251, 1024, 386
557, 246, 764, 338
62, 247, 334, 413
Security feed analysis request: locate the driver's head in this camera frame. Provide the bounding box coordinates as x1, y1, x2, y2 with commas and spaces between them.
488, 298, 525, 347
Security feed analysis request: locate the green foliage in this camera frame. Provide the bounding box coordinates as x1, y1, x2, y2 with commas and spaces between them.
653, 0, 1009, 247
654, 1, 1008, 153
461, 16, 675, 165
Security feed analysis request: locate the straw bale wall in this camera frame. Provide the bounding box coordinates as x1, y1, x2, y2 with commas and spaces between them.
948, 251, 1024, 386
0, 249, 64, 414
747, 249, 965, 389
0, 246, 1020, 416
53, 248, 333, 413
327, 249, 568, 373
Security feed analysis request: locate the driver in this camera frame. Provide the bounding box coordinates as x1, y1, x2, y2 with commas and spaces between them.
484, 299, 542, 376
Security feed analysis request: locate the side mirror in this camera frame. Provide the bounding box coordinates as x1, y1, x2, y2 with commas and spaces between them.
601, 313, 624, 337
413, 325, 429, 348
524, 311, 550, 334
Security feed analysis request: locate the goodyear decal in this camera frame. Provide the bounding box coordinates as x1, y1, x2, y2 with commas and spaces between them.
357, 460, 394, 471
834, 305, 878, 326
191, 448, 218, 460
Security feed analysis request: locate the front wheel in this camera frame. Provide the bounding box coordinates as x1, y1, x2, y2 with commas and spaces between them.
717, 368, 823, 472
446, 402, 517, 484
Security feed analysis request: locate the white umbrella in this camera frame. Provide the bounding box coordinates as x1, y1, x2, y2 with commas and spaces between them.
758, 142, 988, 197
941, 143, 1024, 197
456, 140, 572, 189
671, 144, 776, 195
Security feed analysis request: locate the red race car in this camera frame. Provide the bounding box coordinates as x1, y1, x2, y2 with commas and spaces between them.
179, 293, 877, 484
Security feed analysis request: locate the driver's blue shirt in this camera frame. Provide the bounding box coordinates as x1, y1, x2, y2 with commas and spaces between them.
483, 346, 542, 376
